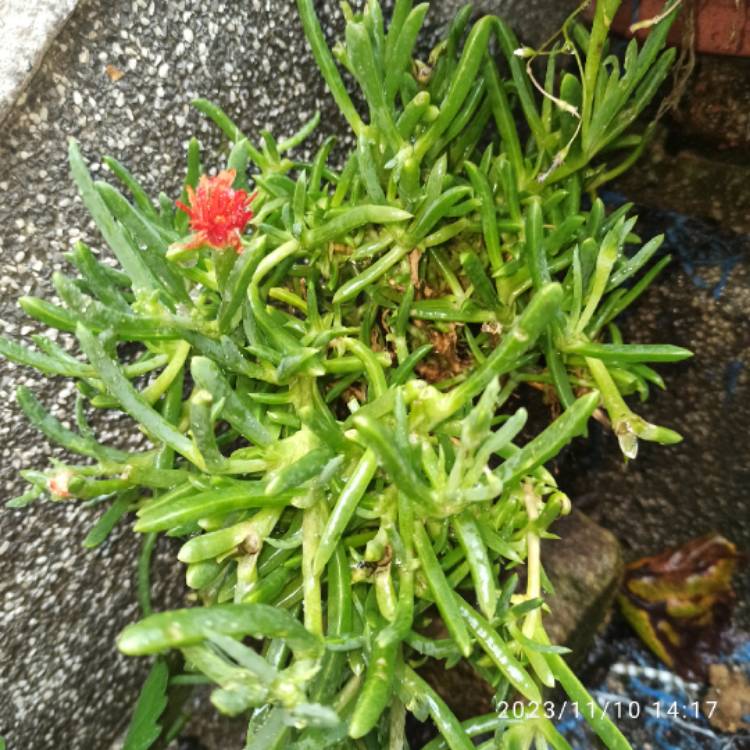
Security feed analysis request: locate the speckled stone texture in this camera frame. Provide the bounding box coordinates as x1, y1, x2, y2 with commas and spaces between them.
677, 56, 750, 151
0, 0, 80, 124
614, 126, 750, 237
464, 0, 579, 46
610, 57, 750, 235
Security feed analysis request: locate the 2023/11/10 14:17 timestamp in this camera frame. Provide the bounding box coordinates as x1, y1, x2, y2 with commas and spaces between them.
496, 700, 719, 722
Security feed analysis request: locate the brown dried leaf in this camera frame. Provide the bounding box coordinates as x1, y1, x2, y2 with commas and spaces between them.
618, 534, 740, 679
343, 383, 367, 404
415, 323, 472, 383
105, 64, 125, 82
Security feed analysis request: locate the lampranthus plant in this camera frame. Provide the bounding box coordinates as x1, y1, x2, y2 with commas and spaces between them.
1, 0, 689, 748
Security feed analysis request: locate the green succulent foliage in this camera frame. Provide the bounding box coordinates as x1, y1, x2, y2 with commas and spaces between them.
122, 660, 169, 750
1, 0, 688, 749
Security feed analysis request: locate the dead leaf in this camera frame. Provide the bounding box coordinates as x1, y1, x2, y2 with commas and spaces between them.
105, 64, 125, 82
480, 321, 502, 337
415, 323, 473, 383
618, 534, 740, 680
412, 59, 432, 84
343, 383, 366, 404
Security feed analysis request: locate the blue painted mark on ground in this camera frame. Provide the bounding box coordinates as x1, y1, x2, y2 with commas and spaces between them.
665, 215, 742, 301
554, 634, 750, 749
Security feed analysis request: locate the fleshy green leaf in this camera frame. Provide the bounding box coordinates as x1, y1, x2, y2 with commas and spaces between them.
122, 659, 169, 750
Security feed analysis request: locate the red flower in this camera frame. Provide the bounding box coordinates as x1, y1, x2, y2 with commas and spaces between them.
176, 169, 255, 252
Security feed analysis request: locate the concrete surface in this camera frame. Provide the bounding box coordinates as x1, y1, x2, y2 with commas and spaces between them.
0, 0, 80, 124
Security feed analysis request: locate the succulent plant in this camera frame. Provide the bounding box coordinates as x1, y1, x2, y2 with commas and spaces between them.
0, 1, 687, 748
